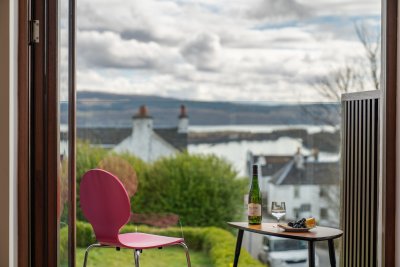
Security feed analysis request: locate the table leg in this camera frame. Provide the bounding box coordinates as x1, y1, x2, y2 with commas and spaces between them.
308, 240, 315, 267
233, 229, 244, 267
328, 239, 336, 267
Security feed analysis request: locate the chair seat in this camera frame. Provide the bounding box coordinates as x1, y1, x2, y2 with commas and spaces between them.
116, 232, 184, 249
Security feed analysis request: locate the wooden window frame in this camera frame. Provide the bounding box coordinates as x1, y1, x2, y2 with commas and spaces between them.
16, 0, 395, 266
380, 0, 397, 266
18, 0, 76, 266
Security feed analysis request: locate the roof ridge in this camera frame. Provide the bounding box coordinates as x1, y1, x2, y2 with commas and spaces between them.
273, 160, 295, 185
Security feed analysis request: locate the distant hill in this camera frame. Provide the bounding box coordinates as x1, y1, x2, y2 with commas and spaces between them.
61, 91, 340, 127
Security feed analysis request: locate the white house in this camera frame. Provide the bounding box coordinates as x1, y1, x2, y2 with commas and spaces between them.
77, 105, 189, 162
248, 149, 340, 227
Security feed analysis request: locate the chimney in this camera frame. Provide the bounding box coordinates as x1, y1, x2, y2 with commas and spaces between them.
178, 105, 189, 133
294, 147, 304, 169
132, 105, 153, 135
311, 147, 319, 161
179, 105, 188, 118
132, 105, 152, 119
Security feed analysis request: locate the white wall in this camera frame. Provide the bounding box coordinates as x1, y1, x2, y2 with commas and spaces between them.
149, 133, 178, 161
268, 184, 339, 227
114, 118, 178, 162
268, 184, 318, 220
0, 0, 18, 266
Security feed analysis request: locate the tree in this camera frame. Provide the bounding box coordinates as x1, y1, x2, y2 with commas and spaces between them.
355, 22, 380, 91
98, 155, 139, 197
300, 22, 381, 223
304, 22, 380, 126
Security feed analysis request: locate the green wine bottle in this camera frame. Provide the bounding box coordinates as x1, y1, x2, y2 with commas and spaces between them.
248, 164, 262, 224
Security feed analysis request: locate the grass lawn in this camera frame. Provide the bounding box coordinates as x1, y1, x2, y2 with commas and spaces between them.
76, 246, 213, 267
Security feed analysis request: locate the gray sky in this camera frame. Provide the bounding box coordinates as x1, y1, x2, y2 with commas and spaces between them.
73, 0, 381, 102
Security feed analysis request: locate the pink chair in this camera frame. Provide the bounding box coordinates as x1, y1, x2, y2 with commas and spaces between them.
80, 169, 191, 267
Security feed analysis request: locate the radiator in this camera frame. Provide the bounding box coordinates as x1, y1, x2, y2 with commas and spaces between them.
341, 91, 380, 267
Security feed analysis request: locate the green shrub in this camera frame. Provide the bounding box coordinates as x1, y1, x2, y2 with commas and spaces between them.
76, 221, 97, 247
76, 142, 148, 221
76, 141, 246, 227
75, 221, 265, 267
133, 152, 246, 228
60, 227, 69, 265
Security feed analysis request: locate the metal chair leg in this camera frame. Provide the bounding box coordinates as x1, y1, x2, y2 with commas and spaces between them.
134, 249, 141, 267
83, 244, 102, 267
179, 242, 192, 267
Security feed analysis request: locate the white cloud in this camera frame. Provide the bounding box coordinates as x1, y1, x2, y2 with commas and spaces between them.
75, 0, 381, 102
308, 0, 380, 16
180, 33, 222, 71
77, 30, 179, 69
246, 0, 313, 21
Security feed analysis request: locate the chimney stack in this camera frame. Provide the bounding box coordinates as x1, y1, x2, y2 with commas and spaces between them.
178, 105, 189, 133
294, 147, 304, 169
128, 105, 153, 161
132, 105, 153, 137
311, 148, 319, 161
133, 105, 152, 119
179, 105, 188, 118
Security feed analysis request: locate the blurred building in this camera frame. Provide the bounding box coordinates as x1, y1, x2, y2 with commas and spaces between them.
247, 148, 340, 227
77, 105, 189, 162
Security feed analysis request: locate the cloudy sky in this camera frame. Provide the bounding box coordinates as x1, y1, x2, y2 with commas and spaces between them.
73, 0, 381, 103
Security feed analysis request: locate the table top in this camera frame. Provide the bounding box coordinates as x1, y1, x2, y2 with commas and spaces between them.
228, 222, 343, 241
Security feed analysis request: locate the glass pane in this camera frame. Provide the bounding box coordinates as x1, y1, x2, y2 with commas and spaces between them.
59, 0, 69, 265
75, 0, 380, 265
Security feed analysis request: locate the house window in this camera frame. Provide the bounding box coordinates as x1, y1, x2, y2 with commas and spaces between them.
293, 208, 300, 219
294, 186, 300, 198
321, 208, 328, 220
300, 204, 311, 212
320, 187, 327, 197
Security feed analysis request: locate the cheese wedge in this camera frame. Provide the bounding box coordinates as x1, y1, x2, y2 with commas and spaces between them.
305, 217, 316, 228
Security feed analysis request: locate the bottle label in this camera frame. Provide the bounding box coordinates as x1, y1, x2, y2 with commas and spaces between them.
248, 203, 261, 216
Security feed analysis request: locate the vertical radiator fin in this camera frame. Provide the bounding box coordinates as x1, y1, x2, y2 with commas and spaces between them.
341, 91, 379, 267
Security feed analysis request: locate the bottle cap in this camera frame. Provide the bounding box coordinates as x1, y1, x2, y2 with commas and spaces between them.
252, 164, 258, 175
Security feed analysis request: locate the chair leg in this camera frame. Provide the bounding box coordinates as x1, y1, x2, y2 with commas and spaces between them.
179, 242, 192, 267
134, 249, 141, 267
83, 244, 102, 267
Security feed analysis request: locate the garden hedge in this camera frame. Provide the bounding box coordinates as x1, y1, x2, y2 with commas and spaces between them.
62, 221, 266, 267
132, 152, 247, 228
74, 141, 247, 228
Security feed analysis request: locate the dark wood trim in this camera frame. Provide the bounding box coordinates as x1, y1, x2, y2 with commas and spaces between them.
383, 0, 397, 266
22, 0, 75, 265
68, 0, 77, 264
46, 0, 59, 264
17, 0, 30, 266
30, 0, 59, 265
31, 0, 46, 264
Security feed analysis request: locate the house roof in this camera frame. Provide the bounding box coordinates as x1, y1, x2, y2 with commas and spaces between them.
270, 159, 339, 185
154, 128, 187, 151
77, 127, 132, 145
253, 155, 293, 177
76, 127, 187, 151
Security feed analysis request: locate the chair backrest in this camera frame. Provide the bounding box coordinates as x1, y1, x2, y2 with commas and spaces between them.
80, 169, 131, 244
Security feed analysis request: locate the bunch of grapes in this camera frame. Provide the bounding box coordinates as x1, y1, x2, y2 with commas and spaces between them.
288, 218, 306, 228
